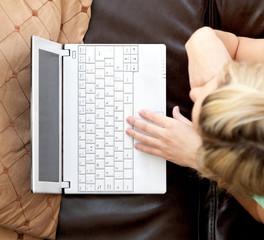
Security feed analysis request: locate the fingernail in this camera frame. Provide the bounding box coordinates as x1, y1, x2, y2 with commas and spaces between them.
138, 110, 144, 116
126, 128, 132, 135
126, 116, 132, 123
174, 106, 180, 112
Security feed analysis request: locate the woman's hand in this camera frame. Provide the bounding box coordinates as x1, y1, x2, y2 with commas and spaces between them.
125, 107, 202, 170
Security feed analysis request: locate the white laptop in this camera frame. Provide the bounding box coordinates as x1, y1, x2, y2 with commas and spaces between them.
31, 36, 166, 194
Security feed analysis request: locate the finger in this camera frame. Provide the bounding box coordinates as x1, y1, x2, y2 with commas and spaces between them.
137, 109, 168, 128
126, 128, 160, 148
134, 143, 166, 159
172, 106, 192, 126
126, 115, 163, 137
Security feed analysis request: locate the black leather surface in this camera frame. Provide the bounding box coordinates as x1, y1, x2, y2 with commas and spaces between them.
56, 0, 264, 239
56, 0, 207, 239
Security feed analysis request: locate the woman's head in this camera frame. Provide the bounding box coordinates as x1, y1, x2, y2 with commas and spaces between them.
196, 61, 264, 197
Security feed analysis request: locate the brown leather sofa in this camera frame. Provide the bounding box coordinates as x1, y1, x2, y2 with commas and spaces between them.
56, 0, 264, 239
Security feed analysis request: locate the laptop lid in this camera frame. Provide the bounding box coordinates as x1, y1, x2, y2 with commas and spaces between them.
31, 36, 69, 193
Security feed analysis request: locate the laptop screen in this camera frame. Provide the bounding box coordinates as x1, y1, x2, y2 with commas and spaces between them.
38, 49, 60, 182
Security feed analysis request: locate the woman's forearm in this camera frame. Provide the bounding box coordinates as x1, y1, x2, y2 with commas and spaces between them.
214, 30, 239, 59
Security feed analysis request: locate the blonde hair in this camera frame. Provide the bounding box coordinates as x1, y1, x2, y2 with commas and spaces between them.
198, 61, 264, 198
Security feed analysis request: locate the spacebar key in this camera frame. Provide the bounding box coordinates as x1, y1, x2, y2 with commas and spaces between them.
124, 104, 133, 148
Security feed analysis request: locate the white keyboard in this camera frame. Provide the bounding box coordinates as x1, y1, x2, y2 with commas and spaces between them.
77, 45, 139, 193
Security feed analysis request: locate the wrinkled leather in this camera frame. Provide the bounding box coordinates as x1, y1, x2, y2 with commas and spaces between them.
56, 0, 264, 239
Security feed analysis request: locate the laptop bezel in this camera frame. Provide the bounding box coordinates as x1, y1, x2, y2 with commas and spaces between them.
31, 36, 64, 193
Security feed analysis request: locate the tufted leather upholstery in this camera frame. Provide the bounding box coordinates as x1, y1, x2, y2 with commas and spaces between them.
56, 0, 264, 239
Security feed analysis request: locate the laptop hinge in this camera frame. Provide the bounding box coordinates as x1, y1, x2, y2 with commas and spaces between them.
60, 49, 70, 57
61, 181, 70, 189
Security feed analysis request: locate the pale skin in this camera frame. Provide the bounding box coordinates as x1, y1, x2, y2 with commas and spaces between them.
126, 27, 264, 223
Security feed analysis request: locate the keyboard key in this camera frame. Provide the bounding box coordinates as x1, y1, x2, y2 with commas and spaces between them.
86, 124, 95, 133
105, 97, 114, 106
105, 87, 114, 96
86, 144, 95, 154
95, 139, 104, 148
115, 152, 123, 161
105, 177, 114, 191
105, 117, 114, 127
86, 114, 95, 123
79, 158, 85, 166
96, 61, 104, 68
105, 127, 114, 136
115, 132, 123, 141
86, 64, 95, 73
124, 55, 130, 62
124, 169, 133, 179
124, 84, 133, 93
115, 142, 124, 151
86, 184, 95, 192
105, 137, 114, 146
124, 46, 131, 54
105, 157, 114, 166
105, 76, 114, 86
79, 63, 85, 71
96, 129, 105, 138
115, 172, 123, 179
86, 164, 95, 174
79, 132, 85, 139
124, 94, 133, 103
79, 174, 85, 183
96, 69, 104, 78
96, 180, 105, 191
86, 74, 95, 83
96, 169, 104, 178
79, 184, 86, 192
131, 64, 138, 72
124, 180, 133, 191
115, 162, 124, 171
124, 150, 133, 159
105, 167, 114, 177
79, 55, 85, 63
124, 72, 133, 83
86, 154, 95, 163
114, 72, 123, 81
114, 102, 123, 111
96, 150, 104, 159
124, 160, 133, 169
86, 175, 95, 184
105, 147, 114, 157
131, 55, 138, 63
124, 64, 131, 71
86, 134, 95, 143
79, 166, 85, 175
114, 47, 123, 71
86, 46, 95, 62
105, 67, 114, 76
79, 140, 85, 149
79, 46, 86, 54
115, 180, 123, 191
95, 99, 104, 109
105, 59, 114, 66
131, 46, 138, 54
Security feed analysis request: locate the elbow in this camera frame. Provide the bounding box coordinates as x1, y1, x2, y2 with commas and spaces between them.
185, 26, 215, 50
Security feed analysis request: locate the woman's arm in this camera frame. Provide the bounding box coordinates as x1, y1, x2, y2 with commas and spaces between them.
185, 27, 232, 89
214, 29, 264, 62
